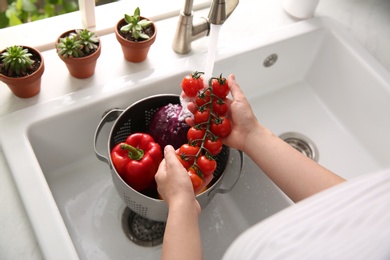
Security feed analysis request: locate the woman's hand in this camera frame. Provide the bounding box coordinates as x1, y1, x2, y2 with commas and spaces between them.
155, 145, 201, 214
186, 74, 260, 153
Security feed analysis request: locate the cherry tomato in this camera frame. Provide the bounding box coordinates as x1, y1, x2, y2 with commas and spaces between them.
188, 168, 205, 194
181, 71, 204, 98
196, 155, 217, 177
211, 75, 229, 99
195, 89, 211, 107
176, 153, 191, 170
178, 144, 200, 164
187, 127, 206, 146
203, 138, 223, 156
193, 108, 210, 125
212, 98, 228, 116
211, 117, 231, 138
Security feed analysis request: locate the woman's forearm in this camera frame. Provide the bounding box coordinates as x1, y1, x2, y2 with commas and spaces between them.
161, 200, 202, 260
243, 123, 345, 202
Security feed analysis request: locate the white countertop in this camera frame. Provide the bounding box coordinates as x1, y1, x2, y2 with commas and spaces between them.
1, 0, 389, 259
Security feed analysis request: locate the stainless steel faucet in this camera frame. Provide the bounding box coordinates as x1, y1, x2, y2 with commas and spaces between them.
172, 0, 239, 54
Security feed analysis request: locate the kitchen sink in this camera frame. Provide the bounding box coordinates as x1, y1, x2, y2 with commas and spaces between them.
1, 17, 389, 259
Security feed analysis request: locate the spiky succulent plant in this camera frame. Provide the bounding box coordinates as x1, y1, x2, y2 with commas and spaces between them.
56, 36, 83, 58
120, 7, 153, 40
0, 45, 34, 76
71, 29, 99, 54
56, 29, 99, 58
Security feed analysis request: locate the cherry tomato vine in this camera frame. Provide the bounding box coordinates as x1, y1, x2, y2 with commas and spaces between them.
179, 72, 232, 194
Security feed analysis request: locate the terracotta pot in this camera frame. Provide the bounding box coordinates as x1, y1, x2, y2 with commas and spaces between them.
0, 46, 44, 98
115, 17, 157, 62
56, 30, 101, 79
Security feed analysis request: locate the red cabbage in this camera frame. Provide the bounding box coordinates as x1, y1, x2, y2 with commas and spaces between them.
148, 103, 190, 150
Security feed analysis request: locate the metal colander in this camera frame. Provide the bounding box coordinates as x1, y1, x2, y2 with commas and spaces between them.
94, 94, 243, 222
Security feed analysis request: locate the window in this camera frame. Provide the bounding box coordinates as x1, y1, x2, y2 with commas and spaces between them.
0, 0, 118, 29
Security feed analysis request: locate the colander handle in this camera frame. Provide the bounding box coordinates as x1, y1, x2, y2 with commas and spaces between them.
93, 108, 124, 165
213, 150, 244, 195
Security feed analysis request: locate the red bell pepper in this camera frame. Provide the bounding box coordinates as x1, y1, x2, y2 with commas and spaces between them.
111, 133, 163, 192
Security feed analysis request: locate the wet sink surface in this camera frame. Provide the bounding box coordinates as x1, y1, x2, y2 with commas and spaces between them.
1, 17, 390, 259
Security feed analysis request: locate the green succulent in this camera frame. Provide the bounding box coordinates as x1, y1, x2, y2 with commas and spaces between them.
56, 36, 83, 58
56, 29, 99, 58
120, 7, 153, 40
0, 45, 34, 76
71, 29, 99, 54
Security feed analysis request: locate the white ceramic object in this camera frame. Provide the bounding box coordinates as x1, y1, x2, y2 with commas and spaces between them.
282, 0, 320, 19
0, 17, 389, 259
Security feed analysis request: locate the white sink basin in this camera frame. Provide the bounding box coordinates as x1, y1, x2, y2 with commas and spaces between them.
1, 17, 389, 259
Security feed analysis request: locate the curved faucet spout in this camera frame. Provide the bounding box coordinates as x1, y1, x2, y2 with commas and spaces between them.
208, 0, 239, 25
172, 0, 239, 54
208, 0, 226, 25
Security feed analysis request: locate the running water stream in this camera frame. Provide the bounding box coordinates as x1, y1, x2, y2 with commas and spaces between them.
179, 24, 222, 120
203, 24, 222, 86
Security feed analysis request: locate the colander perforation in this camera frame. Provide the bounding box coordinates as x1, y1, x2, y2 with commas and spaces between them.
113, 119, 132, 145
144, 108, 159, 126
124, 194, 148, 217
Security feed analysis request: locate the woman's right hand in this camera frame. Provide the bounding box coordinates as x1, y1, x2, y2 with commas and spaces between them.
221, 74, 261, 152
186, 74, 260, 153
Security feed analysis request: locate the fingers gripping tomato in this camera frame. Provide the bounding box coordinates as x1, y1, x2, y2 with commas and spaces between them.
111, 133, 162, 192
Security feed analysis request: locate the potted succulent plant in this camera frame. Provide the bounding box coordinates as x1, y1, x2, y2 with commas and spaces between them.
0, 45, 45, 98
115, 7, 157, 62
55, 29, 101, 79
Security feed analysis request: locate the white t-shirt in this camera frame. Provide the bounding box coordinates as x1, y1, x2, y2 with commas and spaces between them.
223, 170, 390, 260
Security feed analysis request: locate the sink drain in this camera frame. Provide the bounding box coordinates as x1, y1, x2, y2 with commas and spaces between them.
122, 207, 166, 247
279, 132, 319, 162
263, 53, 278, 67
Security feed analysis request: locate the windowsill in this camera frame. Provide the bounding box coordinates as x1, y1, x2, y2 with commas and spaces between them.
0, 0, 210, 52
